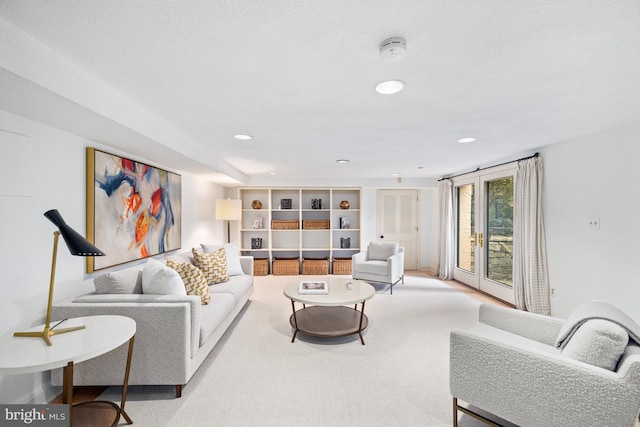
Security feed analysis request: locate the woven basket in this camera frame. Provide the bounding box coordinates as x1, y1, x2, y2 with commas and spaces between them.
302, 219, 330, 229
332, 257, 352, 275
271, 220, 299, 230
272, 258, 300, 275
302, 258, 329, 275
253, 258, 269, 276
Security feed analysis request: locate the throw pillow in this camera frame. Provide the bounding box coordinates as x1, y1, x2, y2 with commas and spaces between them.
166, 259, 211, 304
201, 242, 244, 276
561, 319, 629, 371
94, 268, 143, 294
141, 258, 187, 295
367, 241, 399, 261
192, 248, 229, 284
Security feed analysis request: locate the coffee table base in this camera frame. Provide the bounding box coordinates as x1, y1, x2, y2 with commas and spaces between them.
289, 304, 369, 345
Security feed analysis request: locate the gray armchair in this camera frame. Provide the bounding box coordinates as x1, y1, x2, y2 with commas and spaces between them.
351, 241, 404, 294
450, 303, 640, 427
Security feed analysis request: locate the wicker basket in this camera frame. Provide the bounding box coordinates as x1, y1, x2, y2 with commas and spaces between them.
302, 258, 329, 275
271, 220, 299, 230
253, 258, 269, 276
302, 219, 330, 229
332, 257, 352, 275
272, 257, 300, 275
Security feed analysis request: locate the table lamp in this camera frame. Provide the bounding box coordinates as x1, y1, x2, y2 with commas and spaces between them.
215, 198, 242, 243
14, 209, 105, 346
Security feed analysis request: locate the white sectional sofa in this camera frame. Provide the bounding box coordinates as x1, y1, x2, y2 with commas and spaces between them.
51, 249, 253, 398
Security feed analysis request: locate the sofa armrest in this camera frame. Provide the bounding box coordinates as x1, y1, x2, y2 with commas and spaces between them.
51, 298, 196, 386
387, 252, 404, 280
478, 304, 564, 346
239, 256, 254, 276
53, 294, 201, 360
450, 329, 640, 427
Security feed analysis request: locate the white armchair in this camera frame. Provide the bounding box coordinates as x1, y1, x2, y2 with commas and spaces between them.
450, 303, 640, 427
351, 241, 404, 294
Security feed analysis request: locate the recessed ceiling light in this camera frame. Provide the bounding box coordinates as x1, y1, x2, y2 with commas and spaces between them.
457, 137, 477, 144
375, 80, 405, 95
234, 134, 253, 141
336, 159, 350, 164
391, 173, 401, 176
269, 172, 278, 175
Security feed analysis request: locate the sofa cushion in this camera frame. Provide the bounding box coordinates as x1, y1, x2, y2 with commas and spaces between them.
208, 274, 253, 304
94, 268, 143, 294
201, 242, 244, 276
192, 248, 229, 284
142, 258, 187, 295
367, 242, 399, 261
199, 293, 235, 346
356, 260, 389, 276
166, 259, 211, 304
561, 319, 629, 371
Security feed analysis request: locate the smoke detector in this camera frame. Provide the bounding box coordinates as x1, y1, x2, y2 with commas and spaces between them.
379, 37, 407, 62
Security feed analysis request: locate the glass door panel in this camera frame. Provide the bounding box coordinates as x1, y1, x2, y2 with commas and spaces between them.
486, 177, 513, 287
456, 183, 475, 273
478, 171, 515, 304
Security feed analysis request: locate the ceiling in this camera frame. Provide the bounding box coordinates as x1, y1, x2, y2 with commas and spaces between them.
1, 1, 639, 185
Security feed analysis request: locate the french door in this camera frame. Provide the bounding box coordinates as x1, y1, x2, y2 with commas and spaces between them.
452, 167, 515, 304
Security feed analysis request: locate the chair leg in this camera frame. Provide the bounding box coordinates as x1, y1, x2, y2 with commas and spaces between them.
453, 398, 503, 427
453, 398, 458, 427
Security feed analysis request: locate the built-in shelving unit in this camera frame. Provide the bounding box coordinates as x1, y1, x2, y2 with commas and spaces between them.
237, 187, 361, 273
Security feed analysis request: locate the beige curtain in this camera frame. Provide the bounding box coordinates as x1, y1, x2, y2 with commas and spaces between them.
513, 156, 550, 315
437, 179, 455, 280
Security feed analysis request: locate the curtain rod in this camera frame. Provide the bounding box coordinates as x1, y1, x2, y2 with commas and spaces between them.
438, 152, 539, 182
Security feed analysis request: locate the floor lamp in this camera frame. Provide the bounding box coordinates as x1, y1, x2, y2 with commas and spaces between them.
14, 209, 105, 346
215, 199, 242, 243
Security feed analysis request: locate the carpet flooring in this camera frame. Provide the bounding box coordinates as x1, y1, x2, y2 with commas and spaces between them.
99, 272, 503, 427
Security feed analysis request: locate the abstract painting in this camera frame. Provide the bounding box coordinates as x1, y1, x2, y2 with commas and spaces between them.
86, 147, 181, 272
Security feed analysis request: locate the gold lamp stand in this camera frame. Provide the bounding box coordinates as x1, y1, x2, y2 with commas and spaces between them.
14, 231, 85, 346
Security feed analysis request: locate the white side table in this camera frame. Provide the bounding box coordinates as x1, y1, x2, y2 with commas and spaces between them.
0, 315, 136, 426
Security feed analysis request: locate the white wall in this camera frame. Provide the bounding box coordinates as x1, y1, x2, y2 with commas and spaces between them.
246, 177, 441, 272
542, 120, 640, 322
0, 110, 225, 404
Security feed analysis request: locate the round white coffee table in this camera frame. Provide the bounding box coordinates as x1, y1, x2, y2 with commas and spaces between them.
283, 277, 375, 345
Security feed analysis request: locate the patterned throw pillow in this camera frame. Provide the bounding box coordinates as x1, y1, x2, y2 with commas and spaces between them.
192, 248, 229, 285
166, 259, 211, 304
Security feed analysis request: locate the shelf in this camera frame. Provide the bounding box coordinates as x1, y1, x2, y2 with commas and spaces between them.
238, 187, 360, 272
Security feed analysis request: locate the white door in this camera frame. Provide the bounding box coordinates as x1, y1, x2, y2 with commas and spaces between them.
452, 167, 516, 304
377, 190, 418, 270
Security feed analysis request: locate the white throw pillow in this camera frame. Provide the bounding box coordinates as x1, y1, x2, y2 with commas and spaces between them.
94, 268, 143, 294
142, 258, 187, 295
561, 319, 629, 371
367, 242, 399, 261
201, 242, 244, 276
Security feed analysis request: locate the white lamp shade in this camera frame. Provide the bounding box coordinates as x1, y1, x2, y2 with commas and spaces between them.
215, 199, 242, 221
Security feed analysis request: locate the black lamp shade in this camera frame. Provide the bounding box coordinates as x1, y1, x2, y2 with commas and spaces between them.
44, 209, 105, 256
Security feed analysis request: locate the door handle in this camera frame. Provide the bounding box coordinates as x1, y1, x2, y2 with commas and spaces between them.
478, 233, 483, 248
